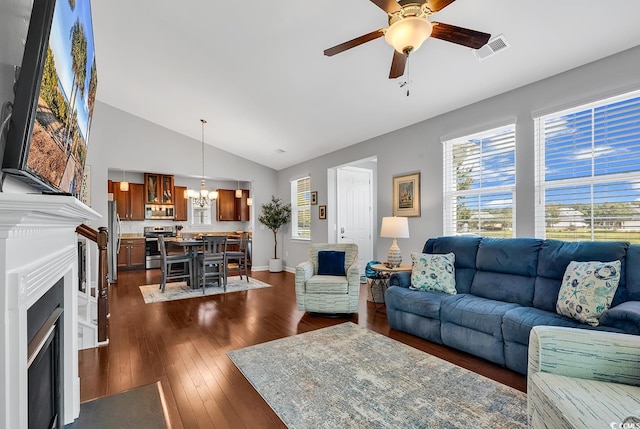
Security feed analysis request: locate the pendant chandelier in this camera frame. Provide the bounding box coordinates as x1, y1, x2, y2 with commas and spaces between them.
187, 119, 217, 207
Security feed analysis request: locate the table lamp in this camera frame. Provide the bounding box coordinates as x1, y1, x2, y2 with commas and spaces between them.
380, 216, 410, 268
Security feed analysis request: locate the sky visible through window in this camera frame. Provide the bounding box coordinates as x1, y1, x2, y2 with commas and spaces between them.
538, 93, 640, 241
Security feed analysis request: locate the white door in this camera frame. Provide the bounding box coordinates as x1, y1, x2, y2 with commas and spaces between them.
337, 166, 373, 274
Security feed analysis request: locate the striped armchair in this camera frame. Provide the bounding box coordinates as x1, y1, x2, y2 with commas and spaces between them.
528, 326, 640, 428
295, 243, 359, 314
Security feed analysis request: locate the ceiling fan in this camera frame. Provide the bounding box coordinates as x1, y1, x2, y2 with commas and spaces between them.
324, 0, 491, 79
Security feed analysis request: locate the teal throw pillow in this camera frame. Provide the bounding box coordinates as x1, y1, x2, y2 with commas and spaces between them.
317, 251, 346, 276
409, 252, 456, 294
556, 260, 621, 326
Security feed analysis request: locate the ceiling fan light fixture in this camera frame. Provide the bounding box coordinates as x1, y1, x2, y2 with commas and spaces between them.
384, 16, 432, 54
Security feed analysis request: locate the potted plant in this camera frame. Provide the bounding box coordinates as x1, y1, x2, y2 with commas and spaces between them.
258, 195, 291, 272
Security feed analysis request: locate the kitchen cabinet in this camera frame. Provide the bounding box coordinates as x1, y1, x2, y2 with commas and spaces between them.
236, 189, 250, 221
174, 185, 188, 221
117, 238, 145, 269
145, 173, 174, 204
216, 189, 236, 221
113, 182, 145, 221
216, 188, 251, 221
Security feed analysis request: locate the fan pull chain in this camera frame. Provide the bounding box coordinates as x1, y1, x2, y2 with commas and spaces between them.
399, 54, 412, 97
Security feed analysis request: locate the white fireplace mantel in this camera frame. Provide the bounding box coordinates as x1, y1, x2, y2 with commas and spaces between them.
0, 193, 101, 428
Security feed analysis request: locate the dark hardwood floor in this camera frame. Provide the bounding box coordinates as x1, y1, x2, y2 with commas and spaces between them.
78, 269, 526, 428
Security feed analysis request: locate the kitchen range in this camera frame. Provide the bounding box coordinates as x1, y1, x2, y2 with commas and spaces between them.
144, 225, 176, 269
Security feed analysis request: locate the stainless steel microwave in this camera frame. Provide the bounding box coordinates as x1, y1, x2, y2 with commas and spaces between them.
145, 204, 174, 219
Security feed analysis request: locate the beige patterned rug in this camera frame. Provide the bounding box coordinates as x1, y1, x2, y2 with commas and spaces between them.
139, 276, 271, 303
228, 322, 527, 428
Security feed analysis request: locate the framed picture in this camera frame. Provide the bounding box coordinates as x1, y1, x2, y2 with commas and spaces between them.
393, 172, 421, 217
319, 205, 326, 219
311, 191, 318, 205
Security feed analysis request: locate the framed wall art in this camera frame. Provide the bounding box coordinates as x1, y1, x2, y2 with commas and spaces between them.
392, 172, 421, 217
319, 205, 326, 219
311, 191, 318, 205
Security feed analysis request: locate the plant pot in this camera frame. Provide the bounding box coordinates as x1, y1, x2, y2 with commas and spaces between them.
269, 258, 283, 273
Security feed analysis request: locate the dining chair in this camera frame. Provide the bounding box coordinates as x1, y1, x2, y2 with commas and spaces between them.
196, 235, 227, 294
226, 233, 250, 281
158, 235, 192, 292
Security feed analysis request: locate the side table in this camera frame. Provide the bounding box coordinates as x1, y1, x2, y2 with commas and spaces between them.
369, 263, 412, 312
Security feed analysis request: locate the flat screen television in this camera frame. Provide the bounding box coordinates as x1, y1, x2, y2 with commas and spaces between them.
2, 0, 97, 196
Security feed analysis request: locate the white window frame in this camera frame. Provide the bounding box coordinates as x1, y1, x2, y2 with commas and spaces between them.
443, 124, 517, 237
290, 176, 311, 240
534, 89, 640, 240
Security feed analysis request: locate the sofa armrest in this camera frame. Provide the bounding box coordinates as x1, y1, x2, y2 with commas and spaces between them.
346, 262, 360, 285
599, 301, 640, 331
528, 326, 640, 386
389, 271, 411, 288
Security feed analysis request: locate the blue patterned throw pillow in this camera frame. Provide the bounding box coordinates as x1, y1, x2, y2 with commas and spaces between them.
409, 252, 456, 294
556, 260, 621, 326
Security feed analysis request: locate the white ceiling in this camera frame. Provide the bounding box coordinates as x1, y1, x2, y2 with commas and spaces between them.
91, 0, 640, 171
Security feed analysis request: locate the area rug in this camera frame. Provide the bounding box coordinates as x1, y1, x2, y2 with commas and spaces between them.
139, 276, 271, 303
66, 382, 169, 429
228, 323, 527, 428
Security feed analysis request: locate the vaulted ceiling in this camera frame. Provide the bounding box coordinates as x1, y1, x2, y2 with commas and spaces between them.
91, 0, 640, 170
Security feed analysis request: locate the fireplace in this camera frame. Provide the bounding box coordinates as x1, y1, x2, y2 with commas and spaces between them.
27, 277, 64, 429
0, 193, 100, 428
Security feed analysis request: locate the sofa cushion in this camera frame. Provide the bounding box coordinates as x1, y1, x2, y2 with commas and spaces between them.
502, 307, 582, 345
317, 251, 346, 276
440, 294, 520, 337
469, 238, 541, 306
424, 236, 481, 294
556, 260, 621, 326
384, 286, 447, 320
534, 240, 628, 311
409, 252, 456, 294
625, 244, 640, 301
305, 275, 348, 294
529, 371, 640, 428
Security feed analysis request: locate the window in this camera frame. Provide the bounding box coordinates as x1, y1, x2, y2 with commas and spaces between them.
443, 125, 516, 237
535, 90, 640, 242
290, 176, 311, 239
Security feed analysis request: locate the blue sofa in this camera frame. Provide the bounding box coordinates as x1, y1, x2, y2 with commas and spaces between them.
385, 236, 640, 374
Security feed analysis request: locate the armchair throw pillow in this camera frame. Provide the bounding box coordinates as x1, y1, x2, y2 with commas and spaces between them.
556, 260, 621, 326
409, 252, 456, 294
317, 251, 346, 276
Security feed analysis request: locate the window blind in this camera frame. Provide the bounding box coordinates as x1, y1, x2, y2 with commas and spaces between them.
443, 125, 516, 237
534, 90, 640, 241
290, 176, 311, 239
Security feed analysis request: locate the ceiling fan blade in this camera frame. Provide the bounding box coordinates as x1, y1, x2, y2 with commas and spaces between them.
431, 22, 491, 49
369, 0, 402, 14
324, 29, 385, 56
426, 0, 456, 12
389, 50, 407, 79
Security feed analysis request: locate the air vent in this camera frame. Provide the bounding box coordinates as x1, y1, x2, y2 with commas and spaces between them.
474, 34, 510, 61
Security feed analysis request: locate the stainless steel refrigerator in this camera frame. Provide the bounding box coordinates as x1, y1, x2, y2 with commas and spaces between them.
107, 200, 121, 283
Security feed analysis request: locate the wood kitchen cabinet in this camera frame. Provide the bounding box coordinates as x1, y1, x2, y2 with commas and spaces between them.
117, 238, 145, 270
113, 182, 145, 221
216, 188, 251, 221
216, 189, 236, 221
174, 185, 188, 221
145, 173, 174, 204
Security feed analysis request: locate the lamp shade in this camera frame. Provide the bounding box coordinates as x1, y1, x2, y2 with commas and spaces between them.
380, 216, 410, 238
119, 181, 129, 192
384, 16, 433, 53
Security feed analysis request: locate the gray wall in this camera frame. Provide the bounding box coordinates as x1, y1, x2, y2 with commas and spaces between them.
277, 45, 640, 270
87, 102, 278, 269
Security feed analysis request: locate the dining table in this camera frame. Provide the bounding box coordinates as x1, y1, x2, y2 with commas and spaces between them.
165, 236, 240, 289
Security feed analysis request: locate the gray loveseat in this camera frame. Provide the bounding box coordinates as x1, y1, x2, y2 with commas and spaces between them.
385, 236, 640, 374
